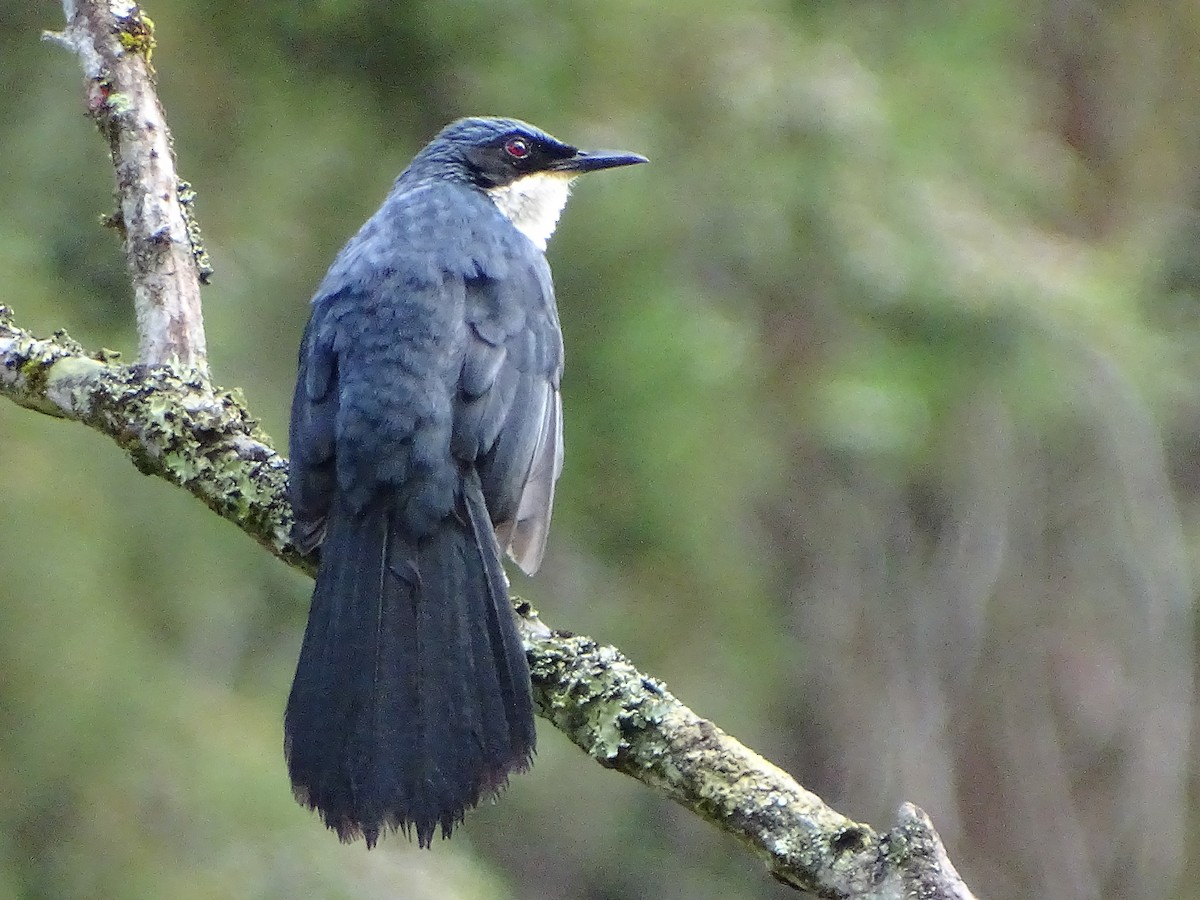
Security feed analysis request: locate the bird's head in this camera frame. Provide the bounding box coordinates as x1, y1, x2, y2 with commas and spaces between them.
409, 117, 647, 249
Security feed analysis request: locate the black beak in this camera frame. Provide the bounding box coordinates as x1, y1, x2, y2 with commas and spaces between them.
549, 149, 649, 174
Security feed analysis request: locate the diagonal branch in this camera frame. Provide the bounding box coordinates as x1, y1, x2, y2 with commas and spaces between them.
0, 316, 980, 899
0, 308, 298, 568
1, 310, 977, 898
529, 625, 979, 898
9, 2, 982, 897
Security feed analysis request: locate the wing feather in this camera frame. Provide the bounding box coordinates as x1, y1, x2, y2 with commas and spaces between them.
453, 261, 563, 572
289, 308, 341, 553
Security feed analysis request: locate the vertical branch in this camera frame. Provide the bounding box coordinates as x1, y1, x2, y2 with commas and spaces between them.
47, 0, 209, 372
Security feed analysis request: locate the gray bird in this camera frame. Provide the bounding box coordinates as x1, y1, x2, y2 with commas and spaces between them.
285, 117, 646, 848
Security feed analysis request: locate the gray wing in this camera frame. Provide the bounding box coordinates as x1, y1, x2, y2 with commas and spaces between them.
452, 259, 563, 575
288, 303, 340, 554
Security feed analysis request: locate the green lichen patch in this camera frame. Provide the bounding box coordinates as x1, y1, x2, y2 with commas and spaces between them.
115, 9, 156, 66
177, 180, 213, 283
101, 88, 132, 117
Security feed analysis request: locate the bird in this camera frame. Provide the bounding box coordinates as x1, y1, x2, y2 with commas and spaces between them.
284, 117, 646, 849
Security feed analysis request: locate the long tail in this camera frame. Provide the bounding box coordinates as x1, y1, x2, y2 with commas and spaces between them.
284, 472, 536, 848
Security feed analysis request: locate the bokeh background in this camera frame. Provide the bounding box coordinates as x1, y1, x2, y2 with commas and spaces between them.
3, 1, 1200, 897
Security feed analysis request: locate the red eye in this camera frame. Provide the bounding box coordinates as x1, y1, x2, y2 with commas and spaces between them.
504, 138, 530, 159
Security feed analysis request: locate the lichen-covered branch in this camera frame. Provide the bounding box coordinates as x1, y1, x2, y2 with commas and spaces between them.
0, 306, 977, 897
45, 0, 210, 371
0, 308, 300, 571
527, 625, 978, 899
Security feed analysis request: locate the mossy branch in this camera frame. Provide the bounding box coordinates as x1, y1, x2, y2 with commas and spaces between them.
0, 308, 300, 569
527, 626, 977, 898
1, 307, 977, 899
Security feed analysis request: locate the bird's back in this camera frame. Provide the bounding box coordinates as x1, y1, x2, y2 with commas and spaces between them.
290, 178, 563, 564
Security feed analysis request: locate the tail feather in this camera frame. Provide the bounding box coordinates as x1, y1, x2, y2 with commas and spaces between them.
284, 475, 535, 848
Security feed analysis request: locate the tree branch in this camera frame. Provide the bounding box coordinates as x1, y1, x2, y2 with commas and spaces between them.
0, 317, 981, 900
9, 3, 982, 897
0, 307, 979, 897
0, 308, 298, 568
528, 627, 979, 898
46, 0, 210, 372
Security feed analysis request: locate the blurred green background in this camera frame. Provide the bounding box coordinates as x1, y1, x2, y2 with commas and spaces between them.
3, 1, 1200, 897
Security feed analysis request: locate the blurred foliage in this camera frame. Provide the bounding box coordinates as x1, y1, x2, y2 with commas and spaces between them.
3, 0, 1200, 897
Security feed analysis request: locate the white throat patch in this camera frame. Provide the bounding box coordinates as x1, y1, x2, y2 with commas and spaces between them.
485, 172, 575, 251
